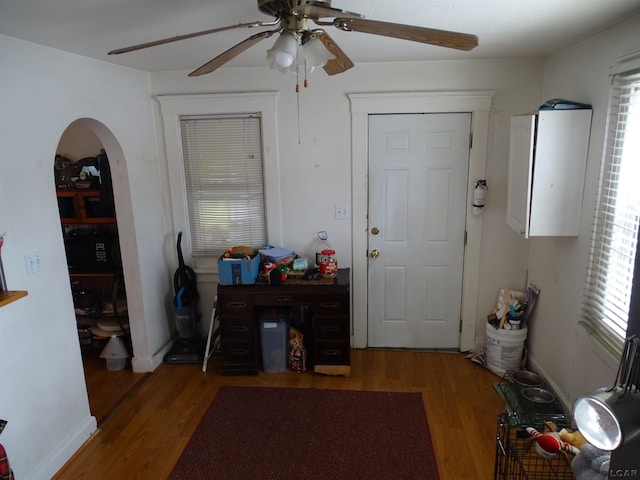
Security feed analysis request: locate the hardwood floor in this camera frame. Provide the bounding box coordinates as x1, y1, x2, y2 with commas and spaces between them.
55, 350, 506, 479
81, 348, 149, 426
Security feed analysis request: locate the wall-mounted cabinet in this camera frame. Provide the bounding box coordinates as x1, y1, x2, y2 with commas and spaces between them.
57, 188, 115, 225
506, 109, 592, 238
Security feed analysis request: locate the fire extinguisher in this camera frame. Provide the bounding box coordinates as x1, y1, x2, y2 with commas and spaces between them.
473, 180, 488, 216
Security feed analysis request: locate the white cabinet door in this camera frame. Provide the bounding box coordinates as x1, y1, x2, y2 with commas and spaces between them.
529, 110, 592, 236
506, 115, 535, 236
506, 109, 592, 238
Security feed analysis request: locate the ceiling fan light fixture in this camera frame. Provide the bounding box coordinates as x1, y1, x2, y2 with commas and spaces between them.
266, 32, 298, 72
302, 36, 335, 72
109, 0, 479, 78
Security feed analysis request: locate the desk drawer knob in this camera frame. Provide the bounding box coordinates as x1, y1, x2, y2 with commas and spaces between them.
321, 349, 342, 356
227, 301, 248, 309
228, 325, 249, 333
320, 302, 341, 309
320, 325, 341, 334
274, 295, 293, 303
231, 348, 250, 355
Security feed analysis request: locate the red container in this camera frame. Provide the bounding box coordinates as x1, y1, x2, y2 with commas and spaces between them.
318, 249, 338, 277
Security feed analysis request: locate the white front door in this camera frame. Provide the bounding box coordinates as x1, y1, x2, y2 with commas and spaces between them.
367, 113, 471, 349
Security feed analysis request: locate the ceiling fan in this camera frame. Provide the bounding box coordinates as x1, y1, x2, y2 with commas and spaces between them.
109, 0, 478, 77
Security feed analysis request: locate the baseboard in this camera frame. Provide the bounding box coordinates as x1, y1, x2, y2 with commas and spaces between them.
30, 415, 97, 480
131, 343, 174, 372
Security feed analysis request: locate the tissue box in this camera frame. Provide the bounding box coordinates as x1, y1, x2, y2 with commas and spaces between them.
218, 254, 260, 285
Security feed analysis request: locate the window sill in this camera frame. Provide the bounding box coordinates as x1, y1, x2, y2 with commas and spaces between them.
0, 290, 28, 308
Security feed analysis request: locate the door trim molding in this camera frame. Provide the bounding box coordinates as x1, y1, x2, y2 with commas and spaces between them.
348, 91, 494, 351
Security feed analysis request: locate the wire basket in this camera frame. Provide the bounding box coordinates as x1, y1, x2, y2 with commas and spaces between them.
494, 413, 576, 480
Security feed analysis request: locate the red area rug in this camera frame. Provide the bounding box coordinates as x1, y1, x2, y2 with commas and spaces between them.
169, 386, 438, 480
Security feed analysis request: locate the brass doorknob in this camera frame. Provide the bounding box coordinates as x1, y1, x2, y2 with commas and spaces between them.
371, 227, 380, 235
370, 249, 380, 258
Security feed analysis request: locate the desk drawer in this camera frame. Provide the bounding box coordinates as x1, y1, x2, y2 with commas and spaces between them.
253, 293, 313, 306
222, 341, 258, 364
219, 294, 253, 318
314, 341, 350, 365
313, 294, 349, 315
221, 317, 255, 341
313, 316, 349, 340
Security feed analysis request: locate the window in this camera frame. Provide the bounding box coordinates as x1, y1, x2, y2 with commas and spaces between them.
583, 65, 640, 356
157, 92, 282, 272
179, 114, 266, 258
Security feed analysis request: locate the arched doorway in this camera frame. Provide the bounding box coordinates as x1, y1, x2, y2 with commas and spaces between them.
55, 119, 146, 424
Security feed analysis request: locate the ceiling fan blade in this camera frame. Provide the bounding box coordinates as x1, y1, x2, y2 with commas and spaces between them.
313, 29, 354, 75
334, 18, 478, 51
189, 30, 276, 77
108, 20, 278, 55
292, 2, 363, 20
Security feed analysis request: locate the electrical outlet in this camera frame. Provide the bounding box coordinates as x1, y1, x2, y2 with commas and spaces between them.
335, 204, 350, 219
24, 251, 43, 275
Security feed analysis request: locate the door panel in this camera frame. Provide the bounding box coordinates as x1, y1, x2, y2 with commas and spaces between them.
368, 113, 470, 349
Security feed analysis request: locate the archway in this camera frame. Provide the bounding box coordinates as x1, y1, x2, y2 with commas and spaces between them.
55, 118, 147, 423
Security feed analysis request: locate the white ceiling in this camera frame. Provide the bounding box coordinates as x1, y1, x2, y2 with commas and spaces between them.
2, 0, 640, 74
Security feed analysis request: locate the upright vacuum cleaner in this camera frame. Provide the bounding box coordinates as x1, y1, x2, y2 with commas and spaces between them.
163, 231, 204, 364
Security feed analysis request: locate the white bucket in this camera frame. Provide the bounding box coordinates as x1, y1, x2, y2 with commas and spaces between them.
485, 323, 527, 377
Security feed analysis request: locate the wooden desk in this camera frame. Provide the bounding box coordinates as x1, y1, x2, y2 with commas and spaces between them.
217, 268, 350, 376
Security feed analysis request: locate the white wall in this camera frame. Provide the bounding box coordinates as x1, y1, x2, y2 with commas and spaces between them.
527, 14, 640, 405
150, 57, 545, 343
0, 35, 175, 479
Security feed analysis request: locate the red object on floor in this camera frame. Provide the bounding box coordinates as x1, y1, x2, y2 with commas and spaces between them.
0, 443, 14, 480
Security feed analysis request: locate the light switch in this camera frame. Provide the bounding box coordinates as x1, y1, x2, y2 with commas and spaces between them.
335, 204, 350, 219
25, 251, 43, 275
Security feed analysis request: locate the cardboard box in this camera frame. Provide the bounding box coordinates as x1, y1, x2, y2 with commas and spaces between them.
218, 254, 260, 285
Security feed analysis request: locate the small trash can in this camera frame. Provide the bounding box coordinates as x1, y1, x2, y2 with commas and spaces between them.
260, 309, 288, 373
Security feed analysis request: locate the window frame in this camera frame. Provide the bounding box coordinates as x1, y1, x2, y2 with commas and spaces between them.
157, 92, 283, 273
179, 113, 266, 258
582, 58, 640, 356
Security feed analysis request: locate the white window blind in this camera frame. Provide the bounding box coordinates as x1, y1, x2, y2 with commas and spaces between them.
179, 114, 266, 258
582, 68, 640, 356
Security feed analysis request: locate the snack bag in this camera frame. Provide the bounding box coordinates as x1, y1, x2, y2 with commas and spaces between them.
287, 327, 307, 373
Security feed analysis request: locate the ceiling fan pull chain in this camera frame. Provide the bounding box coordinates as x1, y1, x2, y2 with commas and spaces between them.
296, 67, 302, 144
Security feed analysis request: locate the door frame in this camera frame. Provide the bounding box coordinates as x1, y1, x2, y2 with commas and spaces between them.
348, 91, 494, 351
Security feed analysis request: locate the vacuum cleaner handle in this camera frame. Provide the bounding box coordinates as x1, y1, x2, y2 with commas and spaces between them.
177, 231, 185, 270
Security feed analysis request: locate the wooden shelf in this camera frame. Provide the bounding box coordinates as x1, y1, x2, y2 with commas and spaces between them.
0, 290, 28, 308
57, 188, 116, 224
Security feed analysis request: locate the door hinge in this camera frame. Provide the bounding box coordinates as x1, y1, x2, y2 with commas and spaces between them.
459, 318, 463, 332
464, 231, 468, 245
469, 132, 473, 149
